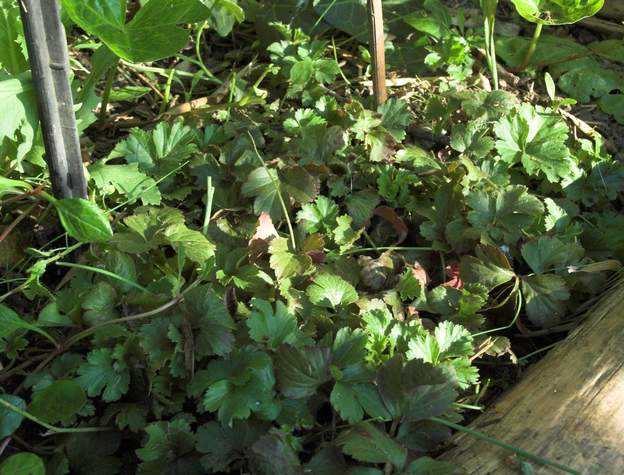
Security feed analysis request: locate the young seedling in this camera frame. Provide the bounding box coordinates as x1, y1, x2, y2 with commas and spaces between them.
481, 0, 499, 90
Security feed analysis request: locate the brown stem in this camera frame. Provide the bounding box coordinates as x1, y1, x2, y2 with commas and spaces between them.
0, 437, 11, 457
0, 184, 44, 206
383, 419, 400, 475
0, 203, 37, 244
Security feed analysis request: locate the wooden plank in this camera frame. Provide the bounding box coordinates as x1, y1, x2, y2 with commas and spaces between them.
439, 280, 624, 474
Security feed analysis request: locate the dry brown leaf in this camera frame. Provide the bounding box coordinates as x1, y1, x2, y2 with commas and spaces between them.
248, 212, 279, 262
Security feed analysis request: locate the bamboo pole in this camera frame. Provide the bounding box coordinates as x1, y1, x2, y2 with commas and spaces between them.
367, 0, 387, 106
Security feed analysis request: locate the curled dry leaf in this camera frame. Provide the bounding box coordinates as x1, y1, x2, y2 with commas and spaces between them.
359, 253, 401, 291
248, 212, 279, 263
410, 260, 430, 288
303, 233, 326, 264
372, 206, 408, 244
443, 261, 463, 289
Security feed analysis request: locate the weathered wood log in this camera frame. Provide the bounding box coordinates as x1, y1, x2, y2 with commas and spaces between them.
599, 1, 624, 22
439, 279, 624, 474
580, 16, 624, 36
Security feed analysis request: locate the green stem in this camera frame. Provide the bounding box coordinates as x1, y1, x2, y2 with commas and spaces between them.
64, 292, 186, 349
0, 242, 83, 303
247, 131, 297, 251
194, 21, 222, 84
332, 36, 351, 86
341, 246, 433, 256
429, 417, 581, 475
0, 398, 110, 434
121, 60, 219, 82
99, 59, 120, 123
486, 17, 498, 89
38, 190, 57, 205
159, 67, 176, 115
361, 230, 379, 253
518, 22, 543, 72
109, 160, 190, 213
472, 283, 521, 338
517, 342, 559, 364
55, 262, 153, 295
202, 176, 215, 237
452, 402, 484, 411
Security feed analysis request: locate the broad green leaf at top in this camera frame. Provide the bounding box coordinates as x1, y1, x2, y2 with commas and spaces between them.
61, 0, 212, 62
511, 0, 604, 25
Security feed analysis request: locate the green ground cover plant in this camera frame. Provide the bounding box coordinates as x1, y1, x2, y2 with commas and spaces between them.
0, 0, 621, 473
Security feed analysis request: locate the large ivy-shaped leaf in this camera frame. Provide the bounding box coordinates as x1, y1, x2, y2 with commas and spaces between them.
136, 420, 202, 475
89, 162, 161, 206
521, 236, 584, 274
247, 299, 302, 348
376, 356, 457, 422
337, 422, 407, 468
467, 185, 544, 245
182, 286, 236, 357
242, 167, 283, 219
196, 421, 266, 473
522, 274, 570, 328
77, 347, 130, 402
494, 104, 573, 183
269, 237, 313, 281
195, 346, 277, 425
459, 246, 515, 291
275, 345, 331, 399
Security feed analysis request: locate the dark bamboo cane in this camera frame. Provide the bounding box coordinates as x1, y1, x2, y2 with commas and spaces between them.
19, 0, 87, 199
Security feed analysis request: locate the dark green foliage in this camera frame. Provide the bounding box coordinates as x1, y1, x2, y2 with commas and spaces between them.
0, 1, 621, 473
